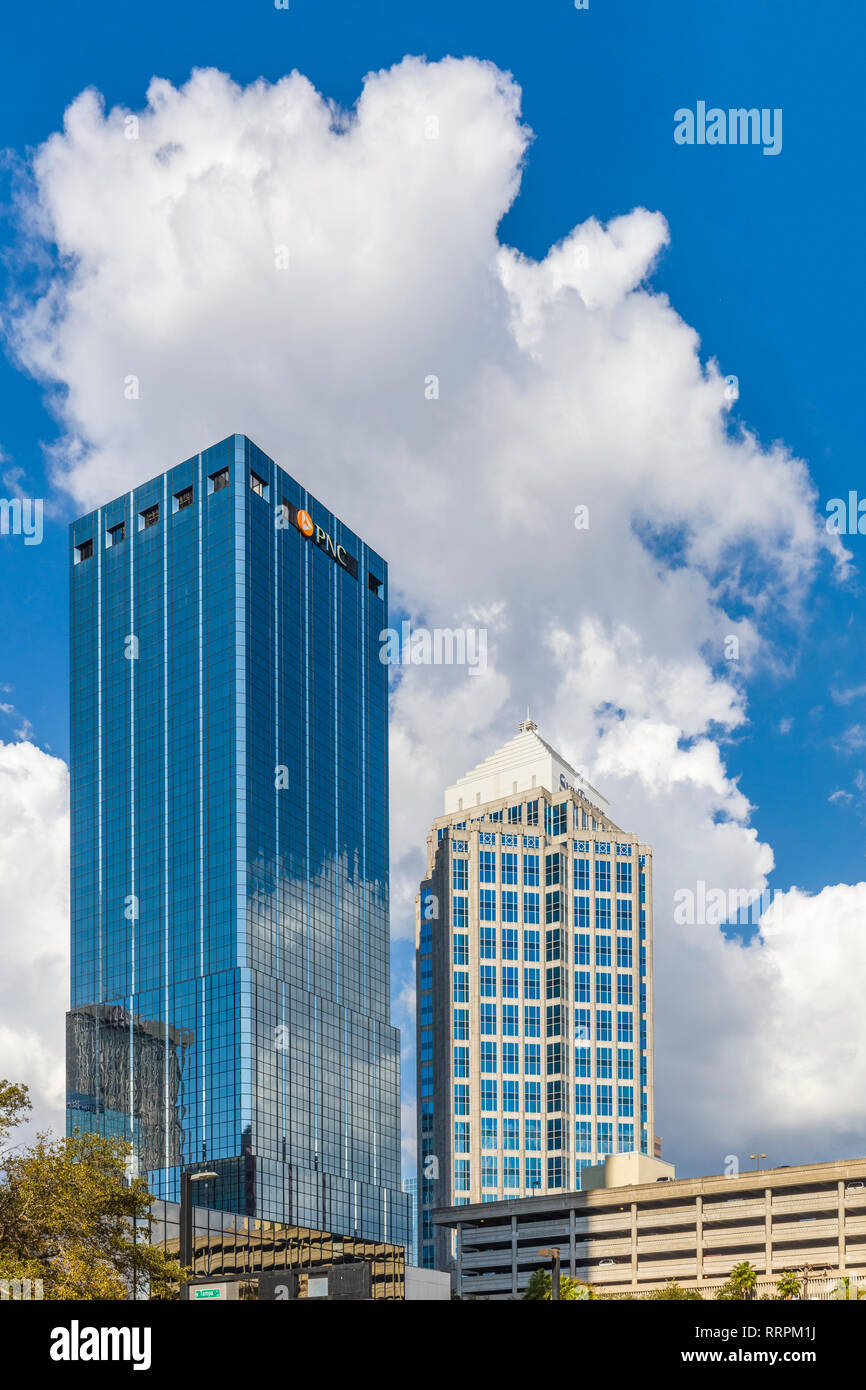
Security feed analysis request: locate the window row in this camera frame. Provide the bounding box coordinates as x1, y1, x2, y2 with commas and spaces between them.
469, 891, 637, 930
453, 1080, 642, 1116
462, 853, 635, 895
452, 929, 641, 968
452, 1124, 636, 1188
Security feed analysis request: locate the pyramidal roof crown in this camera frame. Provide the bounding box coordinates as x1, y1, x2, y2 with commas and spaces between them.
444, 721, 610, 816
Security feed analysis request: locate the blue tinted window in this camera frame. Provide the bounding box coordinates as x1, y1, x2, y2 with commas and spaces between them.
574, 858, 590, 891
480, 888, 496, 921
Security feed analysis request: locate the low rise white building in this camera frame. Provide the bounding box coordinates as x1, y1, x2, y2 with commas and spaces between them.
434, 1156, 866, 1299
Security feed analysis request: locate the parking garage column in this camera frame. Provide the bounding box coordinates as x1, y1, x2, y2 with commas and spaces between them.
695, 1195, 703, 1283
765, 1187, 772, 1281
511, 1216, 518, 1297
838, 1181, 846, 1273
630, 1203, 638, 1286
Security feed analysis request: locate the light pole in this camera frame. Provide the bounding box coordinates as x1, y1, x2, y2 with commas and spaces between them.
179, 1169, 219, 1274
749, 1153, 767, 1172
539, 1246, 561, 1302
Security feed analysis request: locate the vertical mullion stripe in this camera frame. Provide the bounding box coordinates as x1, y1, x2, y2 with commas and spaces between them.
128, 490, 136, 1151
198, 454, 205, 1156
96, 507, 103, 1005
304, 531, 311, 991
333, 561, 340, 1004
360, 542, 368, 1016
163, 473, 170, 1177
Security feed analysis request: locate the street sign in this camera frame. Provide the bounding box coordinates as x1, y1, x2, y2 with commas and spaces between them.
186, 1281, 239, 1301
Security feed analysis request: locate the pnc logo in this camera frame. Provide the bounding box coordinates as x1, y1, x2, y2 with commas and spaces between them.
276, 499, 358, 579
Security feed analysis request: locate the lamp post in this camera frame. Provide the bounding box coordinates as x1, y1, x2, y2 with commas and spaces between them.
179, 1169, 219, 1274
749, 1153, 767, 1172
539, 1246, 561, 1302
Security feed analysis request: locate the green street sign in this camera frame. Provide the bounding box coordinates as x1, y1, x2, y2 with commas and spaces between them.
186, 1278, 239, 1301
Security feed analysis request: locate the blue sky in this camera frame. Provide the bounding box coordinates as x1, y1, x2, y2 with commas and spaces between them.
1, 0, 865, 1175
2, 0, 864, 878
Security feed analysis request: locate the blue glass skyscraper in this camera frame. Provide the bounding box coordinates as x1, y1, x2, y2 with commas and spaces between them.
67, 434, 407, 1246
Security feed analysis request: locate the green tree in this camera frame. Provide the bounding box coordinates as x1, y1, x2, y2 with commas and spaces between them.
776, 1271, 801, 1300
649, 1280, 703, 1300
0, 1081, 31, 1152
523, 1268, 596, 1300
715, 1261, 758, 1301
833, 1276, 866, 1301
0, 1079, 187, 1300
730, 1261, 758, 1298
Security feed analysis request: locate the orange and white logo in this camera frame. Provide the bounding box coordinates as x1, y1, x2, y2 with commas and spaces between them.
296, 508, 314, 537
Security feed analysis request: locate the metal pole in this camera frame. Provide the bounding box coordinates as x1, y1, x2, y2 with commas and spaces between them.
180, 1170, 192, 1271
540, 1246, 561, 1301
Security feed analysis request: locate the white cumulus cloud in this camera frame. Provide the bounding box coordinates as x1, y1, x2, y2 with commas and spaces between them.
2, 57, 860, 1175
0, 741, 68, 1139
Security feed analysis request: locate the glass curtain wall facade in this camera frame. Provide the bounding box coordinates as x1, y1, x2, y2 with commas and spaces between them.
68, 433, 407, 1247
147, 1198, 405, 1299
402, 1175, 418, 1267
416, 773, 653, 1270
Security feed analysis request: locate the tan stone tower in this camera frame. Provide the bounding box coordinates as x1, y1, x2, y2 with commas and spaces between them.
415, 720, 654, 1271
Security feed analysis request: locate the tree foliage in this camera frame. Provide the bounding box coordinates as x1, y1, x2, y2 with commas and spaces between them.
648, 1280, 703, 1300
715, 1261, 758, 1301
0, 1081, 31, 1152
832, 1276, 866, 1301
0, 1079, 187, 1300
523, 1267, 596, 1300
776, 1271, 801, 1300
